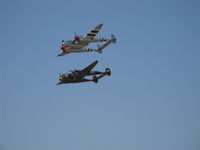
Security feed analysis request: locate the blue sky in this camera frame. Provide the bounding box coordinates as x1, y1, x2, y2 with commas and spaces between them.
1, 0, 200, 150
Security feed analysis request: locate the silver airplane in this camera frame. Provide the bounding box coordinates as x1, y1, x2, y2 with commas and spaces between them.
57, 24, 116, 56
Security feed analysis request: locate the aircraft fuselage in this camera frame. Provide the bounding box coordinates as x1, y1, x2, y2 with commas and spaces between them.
63, 37, 107, 49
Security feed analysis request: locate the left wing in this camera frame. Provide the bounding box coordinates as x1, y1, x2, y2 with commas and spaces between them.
81, 60, 98, 73
85, 24, 103, 39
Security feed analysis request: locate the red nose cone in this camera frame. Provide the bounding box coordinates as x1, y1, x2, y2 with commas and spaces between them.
74, 36, 80, 40
60, 46, 65, 50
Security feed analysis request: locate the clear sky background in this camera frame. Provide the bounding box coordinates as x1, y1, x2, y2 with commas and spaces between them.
1, 0, 200, 150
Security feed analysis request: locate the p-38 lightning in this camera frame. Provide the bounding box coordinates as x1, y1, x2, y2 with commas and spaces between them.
56, 60, 111, 84
57, 23, 116, 56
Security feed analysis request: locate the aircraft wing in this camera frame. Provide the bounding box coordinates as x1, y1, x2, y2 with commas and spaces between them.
57, 53, 66, 56
57, 51, 68, 56
81, 60, 98, 73
85, 24, 103, 39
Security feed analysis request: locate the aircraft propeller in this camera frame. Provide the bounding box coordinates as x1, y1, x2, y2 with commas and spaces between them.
61, 40, 64, 46
60, 40, 65, 51
73, 33, 80, 42
70, 70, 78, 76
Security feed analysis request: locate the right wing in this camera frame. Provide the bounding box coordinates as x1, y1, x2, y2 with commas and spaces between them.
85, 23, 103, 39
57, 52, 67, 56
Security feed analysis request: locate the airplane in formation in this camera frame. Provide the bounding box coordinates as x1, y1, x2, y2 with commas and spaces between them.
57, 23, 116, 56
57, 60, 111, 84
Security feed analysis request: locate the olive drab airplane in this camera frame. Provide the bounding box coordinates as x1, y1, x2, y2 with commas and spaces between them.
56, 60, 111, 84
57, 23, 116, 56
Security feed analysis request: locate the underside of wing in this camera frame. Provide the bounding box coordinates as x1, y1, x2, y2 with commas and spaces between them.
81, 60, 98, 73
85, 23, 103, 39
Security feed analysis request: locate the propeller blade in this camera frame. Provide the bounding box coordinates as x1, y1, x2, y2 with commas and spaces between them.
62, 40, 64, 46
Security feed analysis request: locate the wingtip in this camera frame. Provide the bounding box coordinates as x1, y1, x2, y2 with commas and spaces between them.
96, 23, 103, 29
92, 60, 99, 65
56, 82, 63, 85
57, 53, 66, 56
57, 53, 62, 57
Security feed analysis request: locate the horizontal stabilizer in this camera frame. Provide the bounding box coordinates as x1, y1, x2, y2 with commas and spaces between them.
111, 34, 117, 44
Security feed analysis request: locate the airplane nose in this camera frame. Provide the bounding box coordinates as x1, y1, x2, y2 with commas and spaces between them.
74, 36, 80, 40
60, 46, 65, 50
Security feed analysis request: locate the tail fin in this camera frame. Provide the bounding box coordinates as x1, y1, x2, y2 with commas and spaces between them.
97, 44, 102, 54
111, 34, 116, 44
96, 37, 115, 53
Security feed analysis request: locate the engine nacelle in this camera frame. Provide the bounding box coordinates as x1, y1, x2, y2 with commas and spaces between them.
105, 68, 111, 76
93, 75, 98, 83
